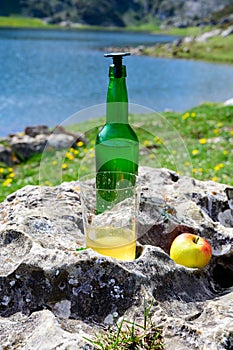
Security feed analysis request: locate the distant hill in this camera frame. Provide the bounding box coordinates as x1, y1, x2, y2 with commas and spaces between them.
1, 0, 233, 27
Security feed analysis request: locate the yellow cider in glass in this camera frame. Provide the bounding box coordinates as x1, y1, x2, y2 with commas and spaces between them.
86, 226, 136, 261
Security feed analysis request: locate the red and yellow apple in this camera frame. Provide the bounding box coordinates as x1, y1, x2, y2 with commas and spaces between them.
170, 233, 212, 268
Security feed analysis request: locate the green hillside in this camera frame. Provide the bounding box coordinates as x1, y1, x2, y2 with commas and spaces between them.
0, 0, 233, 27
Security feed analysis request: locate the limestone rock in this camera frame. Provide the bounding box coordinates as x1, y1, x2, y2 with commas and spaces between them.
183, 36, 194, 44
0, 167, 232, 349
52, 125, 88, 145
25, 125, 50, 137
195, 29, 221, 42
0, 144, 15, 166
221, 25, 233, 37
47, 133, 77, 150
224, 97, 233, 106
10, 134, 47, 160
1, 125, 89, 165
0, 310, 94, 350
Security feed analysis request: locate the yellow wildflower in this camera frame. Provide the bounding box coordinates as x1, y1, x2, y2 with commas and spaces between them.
193, 167, 203, 174
192, 149, 199, 155
45, 180, 53, 186
8, 167, 13, 172
154, 136, 162, 144
66, 152, 74, 160
223, 150, 228, 155
213, 128, 219, 134
214, 163, 224, 171
217, 122, 223, 128
77, 141, 84, 147
88, 151, 95, 158
143, 140, 150, 147
199, 138, 207, 144
191, 112, 196, 117
182, 112, 190, 120
2, 178, 12, 186
0, 168, 5, 173
52, 160, 57, 165
62, 164, 67, 169
230, 130, 233, 136
8, 172, 15, 178
185, 161, 191, 166
212, 176, 218, 182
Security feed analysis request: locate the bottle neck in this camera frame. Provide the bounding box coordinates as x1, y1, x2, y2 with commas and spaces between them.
106, 65, 128, 124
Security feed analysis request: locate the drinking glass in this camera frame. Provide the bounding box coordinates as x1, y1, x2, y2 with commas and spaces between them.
79, 171, 140, 261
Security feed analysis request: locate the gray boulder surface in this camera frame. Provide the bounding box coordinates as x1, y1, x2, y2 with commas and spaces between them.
0, 125, 88, 164
0, 167, 232, 349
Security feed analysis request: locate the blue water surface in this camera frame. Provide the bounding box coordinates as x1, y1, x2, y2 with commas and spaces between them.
1, 28, 233, 135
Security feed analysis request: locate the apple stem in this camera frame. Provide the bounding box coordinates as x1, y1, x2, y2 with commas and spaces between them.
194, 236, 199, 244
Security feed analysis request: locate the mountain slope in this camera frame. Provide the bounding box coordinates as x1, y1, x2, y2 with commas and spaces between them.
0, 0, 233, 27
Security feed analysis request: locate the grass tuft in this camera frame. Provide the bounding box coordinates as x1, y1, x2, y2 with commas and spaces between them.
83, 300, 165, 349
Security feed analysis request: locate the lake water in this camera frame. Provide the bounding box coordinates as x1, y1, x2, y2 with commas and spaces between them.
1, 28, 233, 136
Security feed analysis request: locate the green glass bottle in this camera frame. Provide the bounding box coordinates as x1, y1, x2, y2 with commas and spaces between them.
95, 52, 139, 190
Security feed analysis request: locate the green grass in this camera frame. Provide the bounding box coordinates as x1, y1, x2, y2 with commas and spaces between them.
127, 23, 213, 37
0, 103, 233, 202
0, 15, 97, 30
0, 15, 52, 28
161, 26, 214, 37
84, 300, 165, 349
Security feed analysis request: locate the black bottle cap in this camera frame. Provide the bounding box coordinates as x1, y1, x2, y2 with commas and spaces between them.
104, 52, 130, 78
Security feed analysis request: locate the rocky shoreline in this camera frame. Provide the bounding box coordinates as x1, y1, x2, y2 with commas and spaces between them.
0, 125, 88, 166
106, 24, 233, 59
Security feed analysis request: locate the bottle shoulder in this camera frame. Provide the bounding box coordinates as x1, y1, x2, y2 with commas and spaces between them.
96, 123, 138, 143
